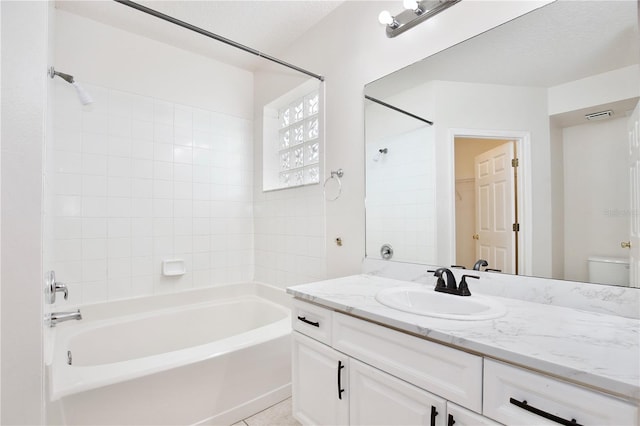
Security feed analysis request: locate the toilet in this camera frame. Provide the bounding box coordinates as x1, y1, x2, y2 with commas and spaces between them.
587, 256, 630, 286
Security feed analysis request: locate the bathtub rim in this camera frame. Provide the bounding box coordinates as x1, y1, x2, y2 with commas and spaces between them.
48, 287, 291, 401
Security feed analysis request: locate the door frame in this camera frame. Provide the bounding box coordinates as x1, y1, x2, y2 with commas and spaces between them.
448, 128, 532, 275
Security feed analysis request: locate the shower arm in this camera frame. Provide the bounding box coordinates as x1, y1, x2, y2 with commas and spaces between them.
48, 67, 75, 84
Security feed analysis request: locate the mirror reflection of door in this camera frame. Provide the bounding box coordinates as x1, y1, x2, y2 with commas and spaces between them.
455, 137, 517, 273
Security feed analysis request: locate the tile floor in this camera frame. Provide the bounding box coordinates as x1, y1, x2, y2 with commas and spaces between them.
232, 398, 301, 426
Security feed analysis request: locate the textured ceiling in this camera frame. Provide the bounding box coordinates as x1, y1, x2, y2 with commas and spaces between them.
56, 0, 345, 71
367, 1, 639, 97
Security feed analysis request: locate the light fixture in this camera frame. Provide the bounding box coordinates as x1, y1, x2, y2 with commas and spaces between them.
403, 0, 423, 13
378, 10, 399, 28
379, 0, 461, 38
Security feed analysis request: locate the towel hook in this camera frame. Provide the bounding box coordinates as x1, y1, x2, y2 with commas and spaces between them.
324, 168, 344, 201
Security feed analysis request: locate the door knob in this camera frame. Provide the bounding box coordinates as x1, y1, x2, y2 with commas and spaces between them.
621, 241, 632, 249
472, 234, 479, 240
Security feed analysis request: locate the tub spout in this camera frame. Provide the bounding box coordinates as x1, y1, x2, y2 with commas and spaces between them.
46, 309, 82, 327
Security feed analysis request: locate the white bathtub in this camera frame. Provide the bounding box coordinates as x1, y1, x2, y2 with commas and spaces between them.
46, 283, 292, 425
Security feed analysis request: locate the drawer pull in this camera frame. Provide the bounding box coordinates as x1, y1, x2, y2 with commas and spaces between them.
430, 406, 438, 426
337, 360, 345, 400
447, 414, 455, 426
297, 316, 320, 327
509, 398, 582, 426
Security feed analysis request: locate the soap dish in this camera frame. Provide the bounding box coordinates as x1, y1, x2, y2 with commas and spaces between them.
162, 259, 186, 276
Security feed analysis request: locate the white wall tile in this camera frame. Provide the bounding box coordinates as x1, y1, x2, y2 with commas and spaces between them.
154, 100, 174, 125
47, 85, 254, 304
82, 132, 109, 155
132, 120, 154, 141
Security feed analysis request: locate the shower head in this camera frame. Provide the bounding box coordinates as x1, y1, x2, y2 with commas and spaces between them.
48, 66, 94, 105
71, 82, 94, 106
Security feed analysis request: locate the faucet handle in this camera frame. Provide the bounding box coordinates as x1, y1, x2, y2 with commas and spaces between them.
45, 271, 68, 304
459, 275, 479, 296
428, 269, 447, 289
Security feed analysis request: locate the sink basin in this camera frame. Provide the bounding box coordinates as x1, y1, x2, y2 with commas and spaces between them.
375, 287, 506, 320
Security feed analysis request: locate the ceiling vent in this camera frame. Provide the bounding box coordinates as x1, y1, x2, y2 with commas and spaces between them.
585, 110, 613, 121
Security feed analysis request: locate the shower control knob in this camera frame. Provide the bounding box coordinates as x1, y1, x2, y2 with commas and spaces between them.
621, 241, 632, 249
45, 270, 68, 304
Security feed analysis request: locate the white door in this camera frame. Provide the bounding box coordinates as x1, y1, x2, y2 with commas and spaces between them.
628, 101, 640, 288
475, 142, 516, 273
292, 332, 349, 425
349, 359, 447, 426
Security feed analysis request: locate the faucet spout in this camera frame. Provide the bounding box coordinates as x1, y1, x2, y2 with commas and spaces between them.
473, 259, 488, 271
46, 309, 82, 327
431, 268, 458, 291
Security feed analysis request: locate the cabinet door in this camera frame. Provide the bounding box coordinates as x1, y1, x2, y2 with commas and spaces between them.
350, 359, 447, 426
447, 403, 502, 426
292, 332, 349, 425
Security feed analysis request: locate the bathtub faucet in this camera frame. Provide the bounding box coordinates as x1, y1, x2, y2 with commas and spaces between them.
46, 309, 82, 327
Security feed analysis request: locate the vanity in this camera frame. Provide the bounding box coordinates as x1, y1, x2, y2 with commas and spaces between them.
287, 272, 639, 426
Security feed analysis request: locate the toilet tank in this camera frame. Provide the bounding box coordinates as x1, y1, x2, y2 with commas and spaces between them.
587, 256, 629, 286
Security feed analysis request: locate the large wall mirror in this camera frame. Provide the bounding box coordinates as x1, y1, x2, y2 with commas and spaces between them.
364, 1, 640, 287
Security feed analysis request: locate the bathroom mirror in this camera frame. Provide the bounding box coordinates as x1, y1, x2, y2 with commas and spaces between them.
364, 0, 640, 287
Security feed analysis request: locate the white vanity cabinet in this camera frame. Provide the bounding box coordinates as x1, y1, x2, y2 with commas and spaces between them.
291, 299, 638, 426
291, 299, 485, 426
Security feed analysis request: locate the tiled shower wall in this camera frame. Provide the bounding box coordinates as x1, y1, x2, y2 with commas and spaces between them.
45, 82, 253, 306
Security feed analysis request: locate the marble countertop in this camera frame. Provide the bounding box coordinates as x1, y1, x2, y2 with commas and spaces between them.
287, 274, 640, 401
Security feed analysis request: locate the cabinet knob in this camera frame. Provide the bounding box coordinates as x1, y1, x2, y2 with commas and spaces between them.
472, 234, 479, 240
621, 241, 631, 249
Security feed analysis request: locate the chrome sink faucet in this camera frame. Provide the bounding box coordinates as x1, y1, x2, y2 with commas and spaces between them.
473, 259, 488, 271
46, 309, 82, 327
428, 268, 478, 296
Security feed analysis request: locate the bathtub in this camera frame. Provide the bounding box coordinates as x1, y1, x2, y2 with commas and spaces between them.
46, 282, 292, 425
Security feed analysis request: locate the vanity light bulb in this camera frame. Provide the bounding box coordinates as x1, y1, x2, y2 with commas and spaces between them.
403, 0, 419, 10
378, 10, 394, 25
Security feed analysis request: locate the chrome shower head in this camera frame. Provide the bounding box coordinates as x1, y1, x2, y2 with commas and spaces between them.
49, 66, 94, 105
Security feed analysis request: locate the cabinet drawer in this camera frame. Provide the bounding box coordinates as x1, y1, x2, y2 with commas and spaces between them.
483, 359, 638, 426
333, 312, 483, 412
292, 299, 333, 345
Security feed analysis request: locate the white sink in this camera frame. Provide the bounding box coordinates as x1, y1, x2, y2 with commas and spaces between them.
375, 287, 506, 320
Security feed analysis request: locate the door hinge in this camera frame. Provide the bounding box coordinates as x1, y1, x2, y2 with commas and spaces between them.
511, 158, 519, 167
513, 223, 520, 232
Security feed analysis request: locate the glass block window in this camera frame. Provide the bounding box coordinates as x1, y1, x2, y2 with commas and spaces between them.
276, 89, 320, 188
263, 80, 321, 191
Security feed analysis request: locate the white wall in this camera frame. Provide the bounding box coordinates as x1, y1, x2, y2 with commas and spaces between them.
549, 121, 565, 280
46, 10, 255, 306
257, 0, 552, 281
548, 65, 640, 116
563, 117, 629, 282
1, 1, 48, 423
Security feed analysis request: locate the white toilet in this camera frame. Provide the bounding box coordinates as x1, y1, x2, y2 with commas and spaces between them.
587, 256, 630, 286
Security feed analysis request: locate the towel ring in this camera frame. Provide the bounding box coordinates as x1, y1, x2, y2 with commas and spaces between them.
324, 169, 344, 201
